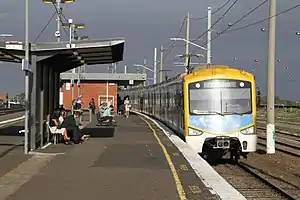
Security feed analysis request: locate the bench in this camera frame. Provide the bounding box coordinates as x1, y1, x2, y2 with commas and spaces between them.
18, 119, 64, 145
46, 121, 65, 145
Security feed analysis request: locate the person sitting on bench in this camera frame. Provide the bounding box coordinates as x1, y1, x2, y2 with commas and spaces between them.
98, 105, 114, 124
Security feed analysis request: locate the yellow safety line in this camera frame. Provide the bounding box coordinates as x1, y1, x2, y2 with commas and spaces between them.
140, 117, 187, 200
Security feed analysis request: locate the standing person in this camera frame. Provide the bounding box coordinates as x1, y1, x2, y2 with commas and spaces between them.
89, 98, 96, 115
76, 95, 82, 109
72, 99, 77, 110
124, 96, 131, 118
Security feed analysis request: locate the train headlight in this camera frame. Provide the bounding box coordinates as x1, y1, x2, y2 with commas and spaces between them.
188, 128, 203, 136
240, 126, 254, 135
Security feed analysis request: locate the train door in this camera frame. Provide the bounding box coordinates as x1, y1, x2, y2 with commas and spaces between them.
152, 89, 155, 115
149, 90, 152, 114
165, 87, 169, 122
158, 88, 162, 120
174, 83, 180, 128
170, 84, 174, 125
140, 91, 144, 112
181, 84, 184, 131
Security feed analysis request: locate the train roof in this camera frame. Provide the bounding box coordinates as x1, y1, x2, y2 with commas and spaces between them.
190, 64, 253, 76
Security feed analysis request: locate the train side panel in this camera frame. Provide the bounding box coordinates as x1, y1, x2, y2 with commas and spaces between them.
120, 76, 185, 137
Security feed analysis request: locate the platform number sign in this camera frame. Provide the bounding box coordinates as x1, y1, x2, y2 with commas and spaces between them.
129, 80, 134, 85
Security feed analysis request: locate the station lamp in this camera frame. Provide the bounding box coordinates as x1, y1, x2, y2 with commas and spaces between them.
61, 23, 85, 29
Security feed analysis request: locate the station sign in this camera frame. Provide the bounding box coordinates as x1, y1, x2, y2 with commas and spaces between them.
5, 41, 23, 50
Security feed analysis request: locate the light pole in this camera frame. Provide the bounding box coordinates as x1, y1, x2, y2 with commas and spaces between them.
42, 0, 75, 42
133, 64, 155, 84
75, 36, 88, 99
170, 7, 212, 65
153, 48, 157, 84
170, 37, 208, 67
24, 0, 30, 154
207, 6, 212, 64
170, 38, 207, 51
62, 19, 85, 112
185, 12, 190, 72
159, 46, 174, 83
266, 0, 276, 154
160, 46, 164, 83
174, 53, 204, 72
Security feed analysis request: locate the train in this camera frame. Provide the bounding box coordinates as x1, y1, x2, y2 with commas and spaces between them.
119, 64, 258, 160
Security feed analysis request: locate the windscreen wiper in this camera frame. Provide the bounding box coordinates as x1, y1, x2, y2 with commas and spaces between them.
222, 111, 243, 116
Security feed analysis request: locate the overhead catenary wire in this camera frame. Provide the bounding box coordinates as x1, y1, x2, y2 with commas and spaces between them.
156, 0, 233, 64
190, 0, 239, 43
155, 16, 187, 67
191, 0, 232, 20
51, 3, 70, 38
34, 11, 57, 42
191, 0, 269, 55
222, 3, 300, 34
155, 0, 234, 68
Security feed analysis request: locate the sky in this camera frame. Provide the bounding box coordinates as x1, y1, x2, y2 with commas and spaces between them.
0, 0, 300, 100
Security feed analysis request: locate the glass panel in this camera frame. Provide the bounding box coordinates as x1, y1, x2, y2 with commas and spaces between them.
189, 80, 252, 115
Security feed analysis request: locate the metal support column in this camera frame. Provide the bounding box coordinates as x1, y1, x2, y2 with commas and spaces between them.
43, 64, 50, 143
39, 64, 45, 146
53, 70, 60, 109
266, 0, 276, 154
48, 67, 54, 114
29, 55, 37, 151
36, 63, 43, 146
207, 7, 212, 65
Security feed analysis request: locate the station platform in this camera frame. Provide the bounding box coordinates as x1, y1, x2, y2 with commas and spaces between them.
0, 113, 244, 200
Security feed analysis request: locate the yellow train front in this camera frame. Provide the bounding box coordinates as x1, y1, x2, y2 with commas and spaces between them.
185, 65, 257, 159
119, 64, 258, 160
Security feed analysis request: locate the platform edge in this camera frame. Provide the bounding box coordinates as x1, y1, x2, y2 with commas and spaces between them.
132, 111, 247, 200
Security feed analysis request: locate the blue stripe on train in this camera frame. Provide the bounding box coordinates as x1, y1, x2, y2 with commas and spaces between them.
189, 114, 253, 133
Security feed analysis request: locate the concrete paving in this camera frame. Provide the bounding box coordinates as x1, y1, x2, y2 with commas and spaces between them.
2, 114, 219, 200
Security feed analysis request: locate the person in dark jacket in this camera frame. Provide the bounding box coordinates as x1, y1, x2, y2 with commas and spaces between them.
61, 110, 89, 144
49, 109, 71, 144
89, 98, 96, 115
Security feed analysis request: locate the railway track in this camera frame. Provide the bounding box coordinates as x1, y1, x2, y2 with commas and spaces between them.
213, 161, 300, 200
0, 108, 24, 116
257, 120, 300, 138
257, 118, 300, 126
256, 128, 300, 157
212, 127, 300, 199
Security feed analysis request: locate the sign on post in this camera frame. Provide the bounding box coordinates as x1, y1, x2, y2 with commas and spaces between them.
5, 41, 23, 50
21, 59, 31, 71
66, 82, 71, 90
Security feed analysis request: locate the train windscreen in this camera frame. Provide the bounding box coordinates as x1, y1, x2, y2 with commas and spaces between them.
188, 79, 252, 115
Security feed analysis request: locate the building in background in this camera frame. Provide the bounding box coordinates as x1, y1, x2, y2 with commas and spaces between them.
0, 93, 8, 107
60, 72, 146, 109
